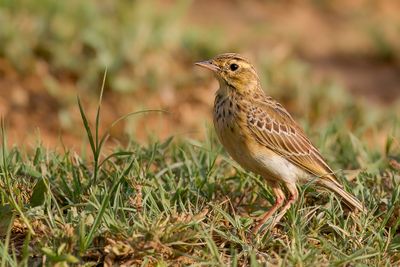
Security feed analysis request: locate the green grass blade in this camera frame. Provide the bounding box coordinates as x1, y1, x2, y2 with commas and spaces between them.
77, 96, 96, 156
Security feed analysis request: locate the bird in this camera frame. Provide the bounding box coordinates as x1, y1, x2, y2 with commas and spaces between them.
195, 53, 365, 233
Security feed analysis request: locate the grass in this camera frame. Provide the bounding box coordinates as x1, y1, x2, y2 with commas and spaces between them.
0, 71, 399, 266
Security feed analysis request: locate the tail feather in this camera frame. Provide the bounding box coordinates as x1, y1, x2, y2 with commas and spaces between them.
318, 179, 366, 213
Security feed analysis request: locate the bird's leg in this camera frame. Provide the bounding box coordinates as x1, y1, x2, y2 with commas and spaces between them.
252, 183, 285, 233
271, 183, 298, 226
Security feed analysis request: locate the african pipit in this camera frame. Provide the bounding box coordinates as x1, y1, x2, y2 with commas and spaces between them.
195, 53, 365, 233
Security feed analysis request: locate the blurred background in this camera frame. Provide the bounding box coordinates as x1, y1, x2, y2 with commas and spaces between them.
0, 0, 399, 149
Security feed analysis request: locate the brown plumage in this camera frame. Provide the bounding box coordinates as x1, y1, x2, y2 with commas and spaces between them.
195, 53, 365, 233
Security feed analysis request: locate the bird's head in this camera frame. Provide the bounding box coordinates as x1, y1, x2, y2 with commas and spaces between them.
195, 53, 261, 93
195, 53, 260, 92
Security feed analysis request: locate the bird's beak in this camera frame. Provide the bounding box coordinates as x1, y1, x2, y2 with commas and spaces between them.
194, 60, 220, 72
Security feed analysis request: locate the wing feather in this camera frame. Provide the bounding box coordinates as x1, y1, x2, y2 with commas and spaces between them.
246, 98, 341, 187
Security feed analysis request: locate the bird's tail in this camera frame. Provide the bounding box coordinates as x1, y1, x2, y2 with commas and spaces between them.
318, 178, 366, 214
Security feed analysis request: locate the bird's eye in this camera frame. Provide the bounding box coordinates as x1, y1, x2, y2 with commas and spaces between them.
229, 63, 239, 71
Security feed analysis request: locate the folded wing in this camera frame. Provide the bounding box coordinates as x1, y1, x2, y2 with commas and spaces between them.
246, 97, 342, 188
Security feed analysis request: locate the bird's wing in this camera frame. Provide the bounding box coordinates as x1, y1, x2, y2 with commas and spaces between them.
245, 97, 341, 187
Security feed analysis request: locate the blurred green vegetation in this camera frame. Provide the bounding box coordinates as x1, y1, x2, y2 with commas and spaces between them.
0, 0, 224, 92
1, 0, 400, 94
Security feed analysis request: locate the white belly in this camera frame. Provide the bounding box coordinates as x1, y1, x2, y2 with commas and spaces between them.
252, 152, 309, 184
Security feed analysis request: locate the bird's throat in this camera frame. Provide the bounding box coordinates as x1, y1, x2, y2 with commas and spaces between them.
216, 80, 235, 99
